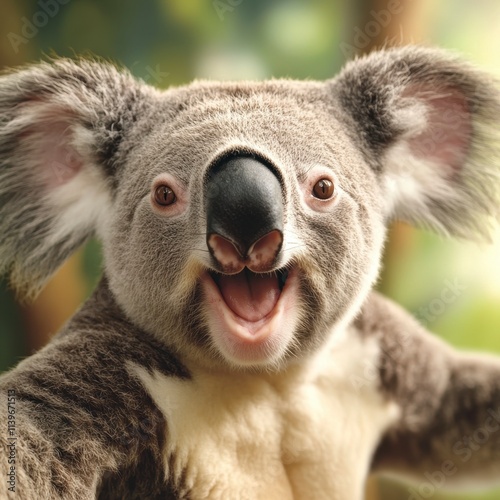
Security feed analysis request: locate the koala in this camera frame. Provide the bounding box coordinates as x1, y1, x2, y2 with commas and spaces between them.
1, 45, 500, 500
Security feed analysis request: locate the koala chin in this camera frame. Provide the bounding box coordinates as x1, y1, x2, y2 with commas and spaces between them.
1, 46, 500, 499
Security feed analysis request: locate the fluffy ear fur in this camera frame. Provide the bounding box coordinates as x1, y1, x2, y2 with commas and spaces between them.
333, 45, 500, 240
0, 59, 151, 297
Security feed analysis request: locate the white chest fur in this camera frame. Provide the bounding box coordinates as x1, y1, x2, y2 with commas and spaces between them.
130, 331, 399, 500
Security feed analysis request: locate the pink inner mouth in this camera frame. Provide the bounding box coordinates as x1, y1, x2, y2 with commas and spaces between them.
201, 267, 296, 364
217, 269, 281, 322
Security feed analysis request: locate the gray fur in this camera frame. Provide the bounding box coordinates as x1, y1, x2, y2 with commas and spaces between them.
0, 46, 500, 498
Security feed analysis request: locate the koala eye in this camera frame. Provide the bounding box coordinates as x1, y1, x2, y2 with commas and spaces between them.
312, 178, 335, 200
154, 185, 177, 206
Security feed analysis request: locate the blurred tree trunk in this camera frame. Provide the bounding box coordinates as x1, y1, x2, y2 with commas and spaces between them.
345, 1, 431, 499
19, 252, 87, 352
355, 0, 431, 296
0, 1, 27, 67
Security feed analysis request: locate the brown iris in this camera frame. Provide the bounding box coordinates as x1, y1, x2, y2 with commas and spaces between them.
154, 185, 176, 206
312, 178, 334, 200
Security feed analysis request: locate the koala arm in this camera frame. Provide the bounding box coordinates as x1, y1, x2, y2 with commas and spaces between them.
0, 282, 187, 500
361, 293, 500, 488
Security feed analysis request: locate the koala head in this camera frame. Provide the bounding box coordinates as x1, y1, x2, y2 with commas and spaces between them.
1, 47, 499, 370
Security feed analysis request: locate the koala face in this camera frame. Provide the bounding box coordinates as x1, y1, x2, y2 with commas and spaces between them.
1, 47, 499, 371
102, 83, 386, 368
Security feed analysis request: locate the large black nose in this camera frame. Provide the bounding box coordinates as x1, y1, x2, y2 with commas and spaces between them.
205, 156, 284, 273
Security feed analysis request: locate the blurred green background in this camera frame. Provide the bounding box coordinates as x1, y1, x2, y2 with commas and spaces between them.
1, 1, 499, 499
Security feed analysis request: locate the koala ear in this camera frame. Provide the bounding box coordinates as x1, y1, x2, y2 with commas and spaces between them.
333, 46, 500, 240
0, 59, 151, 297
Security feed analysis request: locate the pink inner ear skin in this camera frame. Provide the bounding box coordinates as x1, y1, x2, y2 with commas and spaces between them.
16, 101, 85, 189
406, 86, 472, 177
37, 121, 84, 188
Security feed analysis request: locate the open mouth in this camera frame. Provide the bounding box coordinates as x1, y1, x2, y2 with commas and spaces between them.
209, 268, 289, 322
200, 266, 298, 365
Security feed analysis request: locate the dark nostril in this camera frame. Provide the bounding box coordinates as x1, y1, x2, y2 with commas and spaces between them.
247, 230, 283, 272
207, 233, 244, 274
207, 229, 283, 274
